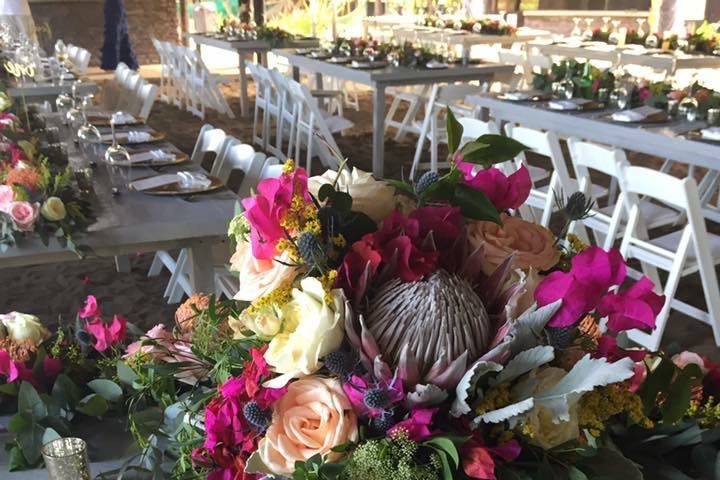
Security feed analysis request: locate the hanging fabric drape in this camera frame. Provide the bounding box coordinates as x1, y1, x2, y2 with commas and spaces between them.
101, 0, 139, 70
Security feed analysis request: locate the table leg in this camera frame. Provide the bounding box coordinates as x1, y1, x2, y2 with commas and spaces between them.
259, 51, 268, 67
187, 243, 215, 295
239, 52, 249, 117
292, 66, 300, 82
315, 72, 324, 90
372, 84, 386, 178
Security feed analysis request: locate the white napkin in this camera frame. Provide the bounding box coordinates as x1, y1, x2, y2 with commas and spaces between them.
700, 127, 720, 141
611, 106, 661, 122
130, 174, 181, 191
351, 60, 371, 68
111, 112, 136, 125
504, 90, 541, 101
548, 98, 591, 111
129, 149, 176, 164
100, 131, 151, 142
177, 171, 211, 189
425, 60, 449, 69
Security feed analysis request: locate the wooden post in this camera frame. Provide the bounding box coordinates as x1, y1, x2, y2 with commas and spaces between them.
254, 0, 264, 25
179, 0, 189, 44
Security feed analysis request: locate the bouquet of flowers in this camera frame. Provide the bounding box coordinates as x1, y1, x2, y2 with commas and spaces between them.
0, 295, 135, 470
423, 16, 516, 36
0, 91, 93, 253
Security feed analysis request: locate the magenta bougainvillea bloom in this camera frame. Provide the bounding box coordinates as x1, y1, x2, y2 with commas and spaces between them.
85, 314, 127, 352
388, 407, 437, 441
409, 206, 464, 251
597, 276, 665, 333
78, 294, 100, 319
457, 162, 532, 210
0, 350, 19, 382
241, 167, 310, 260
462, 437, 521, 480
535, 247, 628, 327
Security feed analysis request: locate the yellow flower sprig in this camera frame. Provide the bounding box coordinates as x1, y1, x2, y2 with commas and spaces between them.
579, 384, 653, 437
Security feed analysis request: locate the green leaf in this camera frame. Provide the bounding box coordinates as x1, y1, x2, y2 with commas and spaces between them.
460, 134, 529, 167
52, 373, 82, 408
638, 357, 675, 414
7, 413, 31, 433
331, 191, 353, 214
117, 361, 140, 387
424, 437, 460, 468
446, 107, 463, 154
385, 178, 415, 197
661, 364, 703, 424
568, 466, 589, 480
18, 382, 47, 420
435, 450, 454, 480
0, 381, 18, 395
18, 424, 44, 464
453, 184, 501, 223
77, 393, 109, 417
88, 379, 123, 402
8, 445, 30, 471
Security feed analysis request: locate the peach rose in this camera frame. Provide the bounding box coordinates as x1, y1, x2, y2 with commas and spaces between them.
230, 240, 299, 302
467, 214, 559, 275
258, 377, 358, 475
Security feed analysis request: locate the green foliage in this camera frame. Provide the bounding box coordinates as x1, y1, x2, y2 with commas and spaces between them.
637, 356, 703, 424
340, 433, 445, 480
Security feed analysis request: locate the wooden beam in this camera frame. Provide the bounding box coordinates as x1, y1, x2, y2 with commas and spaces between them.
254, 0, 264, 25
179, 0, 189, 44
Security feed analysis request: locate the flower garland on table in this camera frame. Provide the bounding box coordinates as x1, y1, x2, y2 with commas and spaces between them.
218, 17, 295, 46
0, 90, 93, 254
669, 81, 720, 113
532, 59, 615, 100
423, 15, 516, 36
0, 296, 135, 471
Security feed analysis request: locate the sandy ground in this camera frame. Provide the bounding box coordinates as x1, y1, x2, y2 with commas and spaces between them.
0, 65, 718, 359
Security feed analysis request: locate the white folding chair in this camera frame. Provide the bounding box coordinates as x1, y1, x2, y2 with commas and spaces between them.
246, 61, 276, 150
136, 82, 158, 121
567, 138, 681, 249
385, 86, 428, 142
152, 38, 170, 102
73, 47, 91, 76
504, 124, 602, 228
616, 164, 720, 350
411, 83, 485, 178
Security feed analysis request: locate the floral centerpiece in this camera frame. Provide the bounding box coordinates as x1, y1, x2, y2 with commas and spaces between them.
423, 15, 516, 36
0, 91, 93, 253
532, 59, 615, 100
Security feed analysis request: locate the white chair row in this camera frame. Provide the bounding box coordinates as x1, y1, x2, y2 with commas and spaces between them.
246, 61, 352, 172
148, 124, 282, 302
66, 43, 91, 75
152, 38, 234, 119
95, 62, 158, 121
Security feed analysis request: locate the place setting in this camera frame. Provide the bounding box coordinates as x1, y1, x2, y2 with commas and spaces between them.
128, 170, 224, 196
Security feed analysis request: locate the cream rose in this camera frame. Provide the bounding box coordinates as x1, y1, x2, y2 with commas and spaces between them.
264, 277, 345, 382
258, 377, 358, 475
467, 214, 560, 275
230, 241, 298, 302
309, 167, 395, 222
514, 367, 580, 450
0, 312, 50, 346
228, 306, 282, 340
40, 196, 67, 221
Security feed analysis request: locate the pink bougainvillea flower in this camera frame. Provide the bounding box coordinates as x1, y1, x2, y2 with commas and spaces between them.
388, 407, 437, 441
382, 235, 439, 282
457, 162, 531, 211
336, 239, 382, 301
241, 167, 311, 260
78, 295, 100, 319
597, 276, 664, 333
462, 438, 521, 480
0, 350, 19, 382
371, 210, 420, 245
535, 247, 628, 327
85, 314, 127, 352
43, 356, 63, 380
594, 335, 647, 363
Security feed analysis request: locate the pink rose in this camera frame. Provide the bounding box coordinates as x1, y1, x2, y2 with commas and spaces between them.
672, 351, 708, 374
9, 201, 39, 231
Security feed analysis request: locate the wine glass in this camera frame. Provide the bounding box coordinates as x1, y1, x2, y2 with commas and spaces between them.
55, 91, 73, 122
645, 33, 659, 48
612, 85, 630, 110
571, 17, 582, 37
602, 16, 611, 33
636, 18, 647, 38
582, 18, 594, 39
104, 112, 132, 194
77, 95, 102, 144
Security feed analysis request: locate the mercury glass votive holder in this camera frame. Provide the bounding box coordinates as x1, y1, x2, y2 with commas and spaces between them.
707, 108, 720, 126
41, 437, 91, 480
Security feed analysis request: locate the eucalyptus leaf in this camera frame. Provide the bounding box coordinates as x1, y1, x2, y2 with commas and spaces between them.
88, 379, 123, 402
18, 381, 47, 420
77, 393, 109, 417
116, 361, 139, 387
42, 427, 61, 445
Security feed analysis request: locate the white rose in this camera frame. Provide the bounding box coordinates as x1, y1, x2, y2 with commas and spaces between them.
309, 167, 395, 222
40, 196, 67, 221
228, 306, 283, 340
264, 277, 346, 385
514, 367, 581, 450
0, 312, 49, 346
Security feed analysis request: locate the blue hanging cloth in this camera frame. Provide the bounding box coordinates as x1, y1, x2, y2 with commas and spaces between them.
101, 0, 139, 70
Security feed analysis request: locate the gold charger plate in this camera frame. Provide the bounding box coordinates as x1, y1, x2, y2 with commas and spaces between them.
102, 130, 166, 145
686, 130, 720, 143
130, 174, 224, 195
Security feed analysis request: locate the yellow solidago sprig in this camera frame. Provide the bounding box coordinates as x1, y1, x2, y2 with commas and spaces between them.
579, 384, 653, 437
687, 396, 720, 428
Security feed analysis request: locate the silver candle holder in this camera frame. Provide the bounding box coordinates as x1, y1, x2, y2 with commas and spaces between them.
41, 437, 91, 480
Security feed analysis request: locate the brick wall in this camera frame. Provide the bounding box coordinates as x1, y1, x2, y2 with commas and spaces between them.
29, 0, 178, 68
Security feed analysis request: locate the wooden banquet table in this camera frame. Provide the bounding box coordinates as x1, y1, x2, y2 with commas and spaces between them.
7, 79, 98, 105
185, 32, 320, 117
0, 118, 237, 294
273, 49, 514, 178
530, 41, 720, 74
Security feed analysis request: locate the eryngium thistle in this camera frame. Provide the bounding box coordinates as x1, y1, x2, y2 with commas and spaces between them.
296, 231, 324, 266
414, 171, 439, 194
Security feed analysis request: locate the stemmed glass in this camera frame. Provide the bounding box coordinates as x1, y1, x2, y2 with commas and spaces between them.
601, 16, 611, 33
636, 18, 647, 38
104, 112, 132, 195
76, 95, 102, 144
571, 17, 582, 37
582, 18, 594, 39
